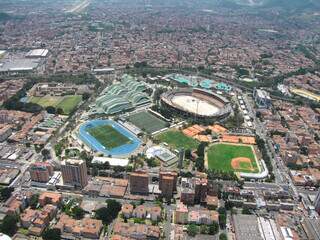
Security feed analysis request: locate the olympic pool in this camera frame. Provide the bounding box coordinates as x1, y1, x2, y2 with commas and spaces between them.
78, 119, 141, 157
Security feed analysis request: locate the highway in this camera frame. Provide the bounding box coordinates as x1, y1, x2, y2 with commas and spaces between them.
66, 0, 91, 13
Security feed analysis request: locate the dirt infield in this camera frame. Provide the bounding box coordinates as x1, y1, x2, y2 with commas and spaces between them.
231, 157, 254, 171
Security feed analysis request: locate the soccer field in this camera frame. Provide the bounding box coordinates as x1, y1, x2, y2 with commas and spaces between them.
206, 143, 259, 173
155, 130, 199, 150
128, 111, 168, 134
87, 124, 132, 149
30, 95, 82, 115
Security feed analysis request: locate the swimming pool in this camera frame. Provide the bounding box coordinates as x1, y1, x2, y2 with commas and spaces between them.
200, 79, 214, 89
169, 74, 199, 87
78, 119, 141, 157
215, 82, 232, 92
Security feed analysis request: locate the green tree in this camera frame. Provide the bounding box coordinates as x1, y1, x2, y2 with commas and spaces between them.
219, 214, 227, 229
219, 233, 228, 240
197, 142, 208, 157
56, 108, 64, 115
42, 228, 61, 240
41, 149, 51, 159
200, 225, 209, 234
30, 194, 39, 209
187, 224, 198, 237
95, 200, 121, 224
0, 187, 14, 201
208, 221, 219, 235
195, 157, 205, 172
241, 207, 252, 215
0, 215, 18, 236
45, 106, 56, 114
82, 92, 91, 100
72, 206, 85, 219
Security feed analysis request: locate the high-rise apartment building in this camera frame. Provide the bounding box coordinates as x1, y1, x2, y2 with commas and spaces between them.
129, 171, 149, 194
61, 159, 88, 188
29, 162, 53, 183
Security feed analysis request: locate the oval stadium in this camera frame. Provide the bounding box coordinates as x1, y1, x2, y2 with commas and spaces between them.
160, 88, 232, 120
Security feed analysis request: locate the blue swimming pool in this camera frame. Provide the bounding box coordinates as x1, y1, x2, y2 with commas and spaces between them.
169, 74, 198, 87
200, 79, 214, 89
79, 119, 141, 157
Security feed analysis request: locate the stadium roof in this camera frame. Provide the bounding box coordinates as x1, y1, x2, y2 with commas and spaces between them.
92, 156, 129, 166
0, 58, 40, 72
26, 49, 49, 58
93, 75, 150, 114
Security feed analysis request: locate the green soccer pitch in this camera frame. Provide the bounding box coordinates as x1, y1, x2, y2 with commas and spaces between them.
155, 130, 200, 150
87, 124, 132, 149
127, 111, 168, 134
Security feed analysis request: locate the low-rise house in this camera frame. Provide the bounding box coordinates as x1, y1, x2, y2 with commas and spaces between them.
133, 205, 147, 219
121, 204, 134, 219
38, 192, 62, 207
113, 221, 160, 239
150, 206, 161, 222
54, 214, 103, 239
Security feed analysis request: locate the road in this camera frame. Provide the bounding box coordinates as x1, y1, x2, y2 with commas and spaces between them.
242, 93, 299, 201
66, 0, 91, 13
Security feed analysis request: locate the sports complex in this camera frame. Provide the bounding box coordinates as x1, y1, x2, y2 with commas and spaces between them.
160, 88, 232, 120
78, 119, 141, 157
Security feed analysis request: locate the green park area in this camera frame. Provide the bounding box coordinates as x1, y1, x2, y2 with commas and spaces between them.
30, 95, 82, 115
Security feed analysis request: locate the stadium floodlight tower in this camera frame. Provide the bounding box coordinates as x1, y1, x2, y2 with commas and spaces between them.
195, 70, 201, 122
178, 148, 185, 170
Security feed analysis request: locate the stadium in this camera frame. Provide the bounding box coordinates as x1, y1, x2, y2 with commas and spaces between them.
78, 119, 141, 157
160, 88, 232, 120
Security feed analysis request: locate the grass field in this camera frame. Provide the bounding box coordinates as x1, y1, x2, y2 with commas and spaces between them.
207, 143, 259, 173
155, 130, 199, 150
88, 124, 132, 149
128, 111, 168, 134
30, 95, 82, 115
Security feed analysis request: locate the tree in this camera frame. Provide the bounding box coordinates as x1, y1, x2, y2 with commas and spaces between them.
0, 215, 18, 236
45, 106, 56, 114
197, 142, 208, 157
0, 187, 14, 201
200, 225, 209, 234
82, 92, 91, 100
42, 228, 61, 240
95, 200, 121, 224
219, 214, 227, 229
187, 224, 198, 237
185, 149, 191, 159
241, 207, 252, 215
208, 221, 219, 235
219, 233, 228, 240
41, 149, 51, 159
30, 194, 39, 209
56, 108, 64, 115
195, 157, 204, 172
72, 206, 85, 219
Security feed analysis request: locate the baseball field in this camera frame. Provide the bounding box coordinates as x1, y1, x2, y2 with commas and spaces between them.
206, 143, 259, 173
